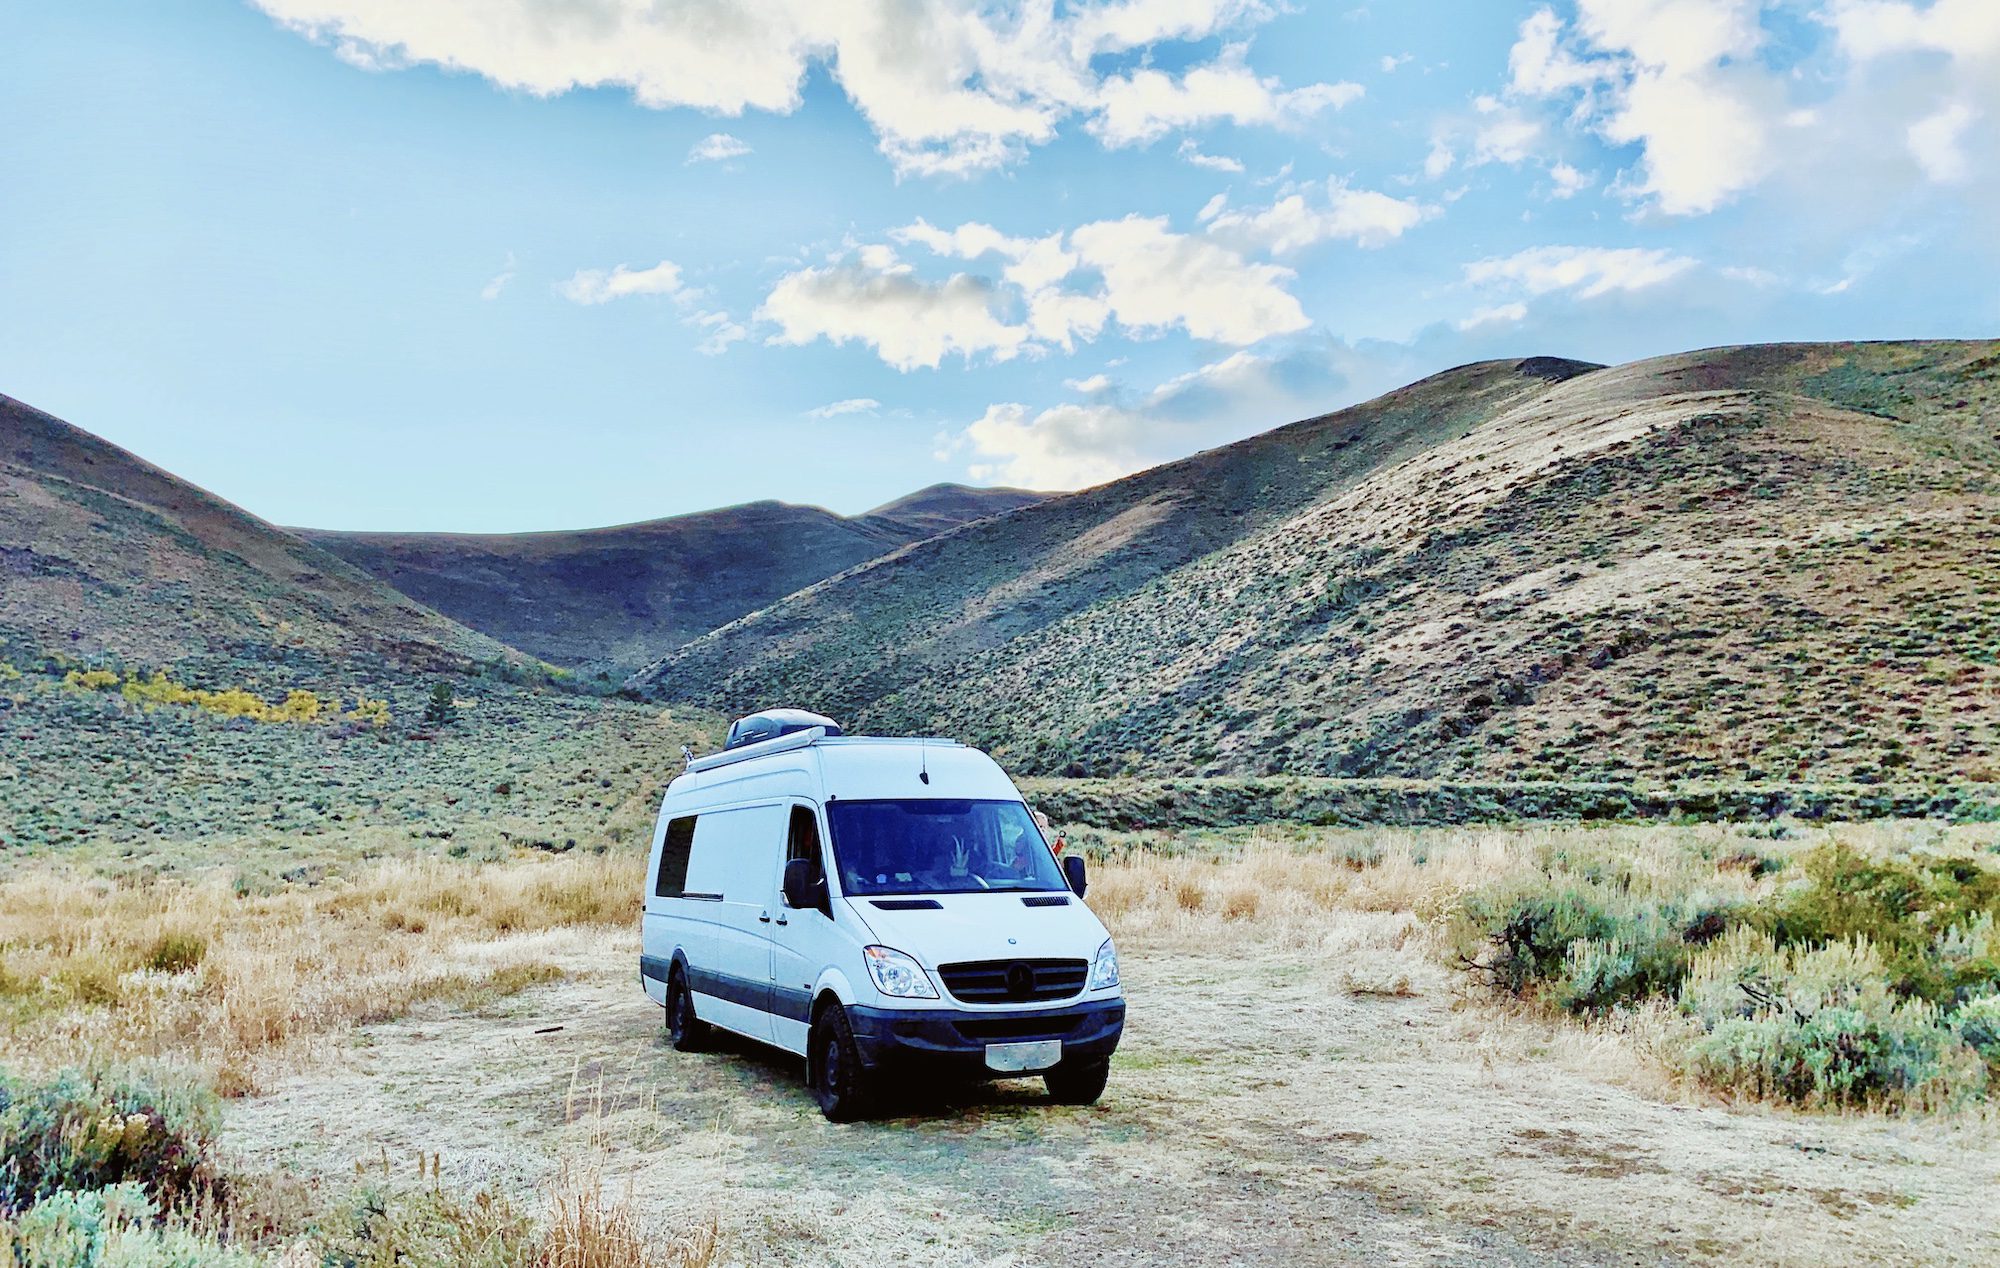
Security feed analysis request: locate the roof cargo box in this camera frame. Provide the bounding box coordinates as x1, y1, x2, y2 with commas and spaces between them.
724, 708, 842, 751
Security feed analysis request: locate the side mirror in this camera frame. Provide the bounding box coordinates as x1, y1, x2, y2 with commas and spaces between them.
783, 858, 820, 910
1061, 854, 1088, 898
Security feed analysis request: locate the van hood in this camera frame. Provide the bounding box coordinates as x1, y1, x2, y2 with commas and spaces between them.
845, 891, 1109, 968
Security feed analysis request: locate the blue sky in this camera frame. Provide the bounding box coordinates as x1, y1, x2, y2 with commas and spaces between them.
3, 1, 1995, 531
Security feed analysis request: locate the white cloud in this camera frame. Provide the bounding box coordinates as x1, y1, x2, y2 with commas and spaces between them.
1508, 6, 1602, 96
806, 397, 880, 418
1089, 45, 1363, 147
1069, 215, 1308, 344
1177, 138, 1245, 173
1064, 373, 1114, 394
785, 209, 1313, 370
1381, 52, 1412, 73
1500, 2, 1777, 215
1548, 161, 1592, 198
1908, 102, 1977, 183
557, 259, 692, 305
962, 401, 1147, 488
1423, 138, 1455, 179
757, 255, 1030, 371
1196, 192, 1229, 222
252, 1, 1343, 179
1464, 244, 1698, 298
1204, 180, 1432, 253
1470, 97, 1545, 166
686, 132, 751, 164
1455, 301, 1529, 331
1824, 0, 2000, 61
687, 309, 747, 355
957, 342, 1353, 487
480, 251, 516, 301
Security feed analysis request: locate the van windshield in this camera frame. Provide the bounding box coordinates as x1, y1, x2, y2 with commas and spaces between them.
826, 799, 1065, 896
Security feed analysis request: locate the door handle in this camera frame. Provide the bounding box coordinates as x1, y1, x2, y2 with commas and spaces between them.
758, 911, 772, 923
775, 915, 789, 926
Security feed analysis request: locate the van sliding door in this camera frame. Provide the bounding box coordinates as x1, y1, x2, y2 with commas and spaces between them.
681, 803, 786, 1043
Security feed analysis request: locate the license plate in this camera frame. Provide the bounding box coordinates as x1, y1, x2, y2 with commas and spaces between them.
984, 1039, 1062, 1072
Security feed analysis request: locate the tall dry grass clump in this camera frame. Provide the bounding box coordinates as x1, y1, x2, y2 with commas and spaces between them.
0, 854, 645, 1094
542, 1164, 717, 1268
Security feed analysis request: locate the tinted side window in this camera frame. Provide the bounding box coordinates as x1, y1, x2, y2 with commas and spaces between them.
787, 806, 822, 866
655, 816, 697, 897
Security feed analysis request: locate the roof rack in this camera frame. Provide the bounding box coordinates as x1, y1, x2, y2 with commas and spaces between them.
684, 730, 962, 775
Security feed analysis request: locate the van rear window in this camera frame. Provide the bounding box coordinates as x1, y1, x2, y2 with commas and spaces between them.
655, 816, 697, 897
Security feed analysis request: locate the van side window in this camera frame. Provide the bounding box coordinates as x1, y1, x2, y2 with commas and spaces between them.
655, 816, 697, 897
787, 806, 822, 867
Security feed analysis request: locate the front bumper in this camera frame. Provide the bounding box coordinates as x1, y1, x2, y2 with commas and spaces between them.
847, 996, 1124, 1077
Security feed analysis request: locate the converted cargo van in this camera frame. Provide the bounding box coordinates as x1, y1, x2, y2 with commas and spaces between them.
640, 710, 1124, 1121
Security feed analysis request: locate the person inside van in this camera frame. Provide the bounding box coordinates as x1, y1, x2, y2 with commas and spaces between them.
985, 817, 1046, 884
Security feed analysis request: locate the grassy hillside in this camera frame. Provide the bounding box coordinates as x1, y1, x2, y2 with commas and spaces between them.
0, 393, 521, 679
301, 484, 1043, 674
635, 342, 2000, 787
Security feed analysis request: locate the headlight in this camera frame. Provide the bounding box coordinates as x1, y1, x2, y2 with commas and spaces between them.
1090, 938, 1120, 990
863, 945, 938, 999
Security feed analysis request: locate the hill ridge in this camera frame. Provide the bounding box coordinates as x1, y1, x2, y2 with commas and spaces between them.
632, 340, 2000, 786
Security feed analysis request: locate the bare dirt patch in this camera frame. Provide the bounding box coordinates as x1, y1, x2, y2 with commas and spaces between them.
222, 916, 1999, 1267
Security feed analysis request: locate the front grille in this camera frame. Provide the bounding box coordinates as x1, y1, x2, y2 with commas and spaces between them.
937, 958, 1088, 1004
953, 1013, 1083, 1042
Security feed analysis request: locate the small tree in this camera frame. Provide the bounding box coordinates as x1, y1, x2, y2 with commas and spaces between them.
423, 681, 459, 726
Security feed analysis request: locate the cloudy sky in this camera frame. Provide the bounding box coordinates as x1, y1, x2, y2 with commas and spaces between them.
3, 1, 1996, 530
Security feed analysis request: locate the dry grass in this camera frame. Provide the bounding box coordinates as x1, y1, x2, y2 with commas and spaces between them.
0, 854, 645, 1094
543, 1164, 717, 1268
1087, 818, 2000, 1113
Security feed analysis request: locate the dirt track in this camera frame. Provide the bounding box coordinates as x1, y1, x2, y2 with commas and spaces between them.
223, 924, 2000, 1266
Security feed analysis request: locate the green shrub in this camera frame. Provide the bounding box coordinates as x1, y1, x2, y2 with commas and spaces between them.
1452, 882, 1747, 1013
1756, 841, 2000, 1003
1954, 992, 2000, 1069
422, 683, 459, 727
1680, 930, 1987, 1108
142, 934, 206, 976
0, 1066, 223, 1216
0, 1183, 260, 1267
313, 1182, 536, 1268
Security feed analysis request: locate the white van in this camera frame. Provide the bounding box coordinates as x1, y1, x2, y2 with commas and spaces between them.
639, 710, 1124, 1121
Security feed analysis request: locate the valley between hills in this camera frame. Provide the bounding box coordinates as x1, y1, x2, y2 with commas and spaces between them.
3, 341, 1999, 1266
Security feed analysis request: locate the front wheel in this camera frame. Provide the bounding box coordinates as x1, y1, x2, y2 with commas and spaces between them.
1045, 1058, 1110, 1105
810, 1005, 874, 1123
665, 966, 709, 1053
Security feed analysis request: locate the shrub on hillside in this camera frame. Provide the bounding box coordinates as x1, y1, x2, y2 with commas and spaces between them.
422, 682, 459, 726
0, 1065, 223, 1216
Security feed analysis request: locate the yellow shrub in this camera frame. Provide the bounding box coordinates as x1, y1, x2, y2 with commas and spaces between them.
122, 670, 197, 709
190, 687, 275, 721
0, 661, 20, 682
272, 690, 323, 723
63, 669, 119, 692
344, 696, 393, 728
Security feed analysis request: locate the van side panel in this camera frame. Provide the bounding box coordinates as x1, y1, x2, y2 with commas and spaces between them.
683, 802, 788, 1043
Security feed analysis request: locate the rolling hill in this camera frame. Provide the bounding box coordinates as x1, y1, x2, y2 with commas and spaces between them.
0, 393, 514, 676
632, 342, 2000, 787
299, 483, 1043, 673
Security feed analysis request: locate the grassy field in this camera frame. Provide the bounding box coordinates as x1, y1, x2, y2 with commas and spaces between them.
4, 815, 1997, 1264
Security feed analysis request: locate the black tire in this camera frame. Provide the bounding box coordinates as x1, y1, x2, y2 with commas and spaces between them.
665, 966, 709, 1053
1045, 1058, 1110, 1105
809, 1004, 873, 1123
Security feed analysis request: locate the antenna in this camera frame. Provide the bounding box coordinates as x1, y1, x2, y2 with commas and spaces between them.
681, 744, 694, 770
919, 738, 930, 784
